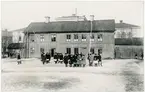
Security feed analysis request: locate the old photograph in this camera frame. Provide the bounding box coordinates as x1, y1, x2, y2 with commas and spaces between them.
1, 1, 144, 92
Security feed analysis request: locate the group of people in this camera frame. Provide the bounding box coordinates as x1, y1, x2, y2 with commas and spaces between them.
41, 52, 51, 64
41, 52, 102, 67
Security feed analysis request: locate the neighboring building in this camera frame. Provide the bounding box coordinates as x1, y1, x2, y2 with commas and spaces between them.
115, 38, 143, 59
7, 28, 25, 57
11, 28, 25, 43
55, 14, 87, 21
115, 20, 140, 38
1, 29, 13, 56
24, 19, 115, 59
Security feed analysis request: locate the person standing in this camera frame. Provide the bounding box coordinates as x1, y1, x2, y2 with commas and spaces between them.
82, 54, 86, 67
46, 52, 51, 63
17, 53, 21, 65
98, 54, 102, 66
59, 53, 63, 64
90, 53, 94, 66
41, 52, 46, 65
77, 54, 82, 67
64, 53, 69, 67
93, 54, 98, 67
69, 54, 74, 67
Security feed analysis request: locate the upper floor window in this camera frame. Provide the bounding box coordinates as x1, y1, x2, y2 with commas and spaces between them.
51, 34, 56, 42
98, 34, 103, 41
74, 34, 78, 41
40, 35, 44, 42
82, 34, 86, 41
30, 34, 35, 42
66, 34, 71, 41
90, 34, 95, 41
74, 48, 79, 54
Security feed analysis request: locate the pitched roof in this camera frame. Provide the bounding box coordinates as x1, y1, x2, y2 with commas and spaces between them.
115, 23, 140, 28
11, 28, 26, 32
24, 19, 115, 33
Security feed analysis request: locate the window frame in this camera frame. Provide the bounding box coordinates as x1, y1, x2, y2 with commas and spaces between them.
74, 34, 78, 41
66, 34, 71, 41
51, 34, 56, 42
66, 48, 71, 54
40, 34, 44, 42
82, 34, 87, 41
97, 34, 103, 41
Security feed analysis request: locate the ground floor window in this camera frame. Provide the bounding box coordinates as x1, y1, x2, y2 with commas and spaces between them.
98, 48, 102, 55
66, 48, 71, 54
30, 47, 35, 54
40, 48, 44, 53
90, 48, 95, 54
74, 48, 79, 54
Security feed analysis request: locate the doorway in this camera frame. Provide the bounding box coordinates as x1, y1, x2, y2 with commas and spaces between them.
51, 48, 55, 57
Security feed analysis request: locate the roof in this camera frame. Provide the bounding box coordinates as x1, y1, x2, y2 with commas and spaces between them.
10, 28, 26, 32
115, 38, 143, 46
8, 43, 24, 49
115, 23, 140, 28
24, 19, 115, 33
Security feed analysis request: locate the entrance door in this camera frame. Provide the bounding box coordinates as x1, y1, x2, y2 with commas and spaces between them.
51, 48, 55, 57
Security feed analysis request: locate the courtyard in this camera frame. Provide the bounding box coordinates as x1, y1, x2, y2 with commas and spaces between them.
1, 58, 144, 92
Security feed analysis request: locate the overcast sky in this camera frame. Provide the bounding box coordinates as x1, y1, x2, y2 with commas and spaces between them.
1, 1, 144, 37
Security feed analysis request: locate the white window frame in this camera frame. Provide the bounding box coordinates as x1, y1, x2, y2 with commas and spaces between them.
74, 34, 78, 41
51, 34, 56, 42
98, 34, 103, 41
66, 34, 71, 42
82, 34, 87, 41
40, 35, 44, 42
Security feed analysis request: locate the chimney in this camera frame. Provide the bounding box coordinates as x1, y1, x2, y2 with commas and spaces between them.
45, 16, 50, 23
120, 20, 123, 23
90, 15, 94, 21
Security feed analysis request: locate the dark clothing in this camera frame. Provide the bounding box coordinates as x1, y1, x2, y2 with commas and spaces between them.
46, 54, 51, 59
64, 56, 69, 64
69, 56, 74, 64
98, 55, 101, 62
59, 54, 63, 60
17, 54, 21, 59
93, 55, 98, 60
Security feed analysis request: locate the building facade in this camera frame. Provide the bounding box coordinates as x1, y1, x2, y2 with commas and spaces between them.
1, 29, 13, 56
115, 20, 140, 38
24, 19, 115, 59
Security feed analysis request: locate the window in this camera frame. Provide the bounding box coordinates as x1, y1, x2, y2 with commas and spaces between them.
74, 48, 79, 54
82, 34, 86, 41
98, 48, 102, 55
30, 34, 35, 42
90, 48, 95, 54
51, 34, 56, 42
19, 36, 21, 41
74, 34, 78, 41
66, 34, 71, 41
98, 34, 103, 41
66, 48, 71, 54
30, 47, 35, 54
40, 48, 44, 53
90, 34, 94, 41
40, 35, 44, 42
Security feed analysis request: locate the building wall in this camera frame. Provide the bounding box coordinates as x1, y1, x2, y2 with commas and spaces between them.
115, 27, 140, 38
28, 32, 114, 59
12, 31, 24, 43
115, 45, 143, 59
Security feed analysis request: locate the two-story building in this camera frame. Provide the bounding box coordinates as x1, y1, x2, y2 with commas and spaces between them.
24, 19, 115, 59
115, 20, 140, 38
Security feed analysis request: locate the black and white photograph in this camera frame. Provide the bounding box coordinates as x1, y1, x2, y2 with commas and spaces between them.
1, 1, 144, 92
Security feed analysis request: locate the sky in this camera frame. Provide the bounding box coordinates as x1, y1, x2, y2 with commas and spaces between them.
1, 1, 144, 37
